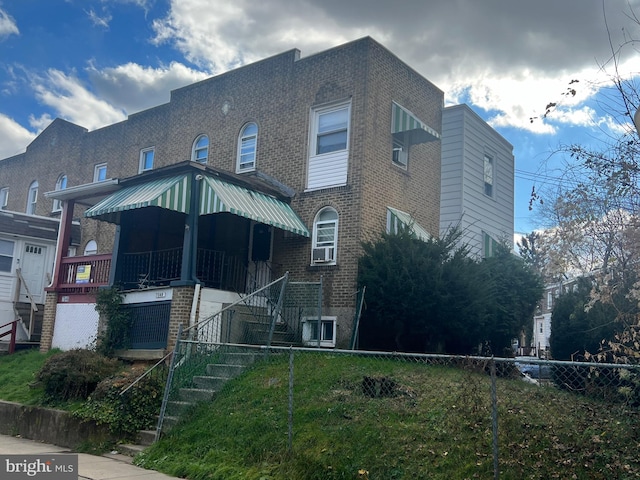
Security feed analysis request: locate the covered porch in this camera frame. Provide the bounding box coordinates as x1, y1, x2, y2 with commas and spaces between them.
43, 162, 310, 353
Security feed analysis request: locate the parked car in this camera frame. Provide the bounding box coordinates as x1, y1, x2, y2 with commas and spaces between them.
516, 361, 552, 380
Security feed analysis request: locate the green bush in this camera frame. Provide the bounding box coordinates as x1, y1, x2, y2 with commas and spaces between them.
74, 365, 165, 437
36, 349, 121, 403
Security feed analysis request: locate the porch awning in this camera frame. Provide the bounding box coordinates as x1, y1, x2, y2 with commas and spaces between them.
200, 175, 310, 237
387, 207, 431, 242
84, 174, 190, 221
391, 102, 440, 144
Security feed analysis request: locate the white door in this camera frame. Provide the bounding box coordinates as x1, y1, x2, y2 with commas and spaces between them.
20, 244, 47, 304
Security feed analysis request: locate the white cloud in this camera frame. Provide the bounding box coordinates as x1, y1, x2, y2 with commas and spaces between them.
0, 113, 35, 158
86, 8, 112, 29
87, 61, 210, 114
31, 69, 127, 130
0, 8, 19, 39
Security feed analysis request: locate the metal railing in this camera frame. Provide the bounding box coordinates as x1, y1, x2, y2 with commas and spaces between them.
0, 319, 18, 354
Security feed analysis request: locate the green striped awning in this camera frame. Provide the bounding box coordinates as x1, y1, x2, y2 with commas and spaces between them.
200, 175, 310, 237
84, 174, 191, 222
387, 207, 431, 242
391, 102, 440, 144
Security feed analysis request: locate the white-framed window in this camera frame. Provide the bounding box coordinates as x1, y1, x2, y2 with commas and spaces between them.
26, 181, 38, 215
52, 174, 67, 212
307, 101, 350, 190
547, 291, 553, 309
139, 147, 155, 173
0, 239, 14, 272
311, 207, 338, 265
484, 154, 494, 197
237, 123, 258, 173
94, 163, 107, 182
192, 135, 209, 163
84, 240, 98, 256
0, 187, 8, 210
302, 316, 337, 348
392, 135, 408, 169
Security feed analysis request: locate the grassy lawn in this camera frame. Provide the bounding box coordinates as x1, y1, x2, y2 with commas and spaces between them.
135, 353, 640, 480
0, 349, 58, 404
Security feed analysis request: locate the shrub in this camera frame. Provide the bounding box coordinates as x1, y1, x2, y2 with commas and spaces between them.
74, 365, 166, 437
36, 349, 121, 403
95, 287, 131, 357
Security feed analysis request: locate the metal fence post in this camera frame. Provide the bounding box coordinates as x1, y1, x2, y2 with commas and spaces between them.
491, 358, 499, 480
288, 347, 294, 453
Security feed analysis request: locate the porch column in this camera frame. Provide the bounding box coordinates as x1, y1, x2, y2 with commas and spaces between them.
173, 172, 200, 286
50, 199, 75, 289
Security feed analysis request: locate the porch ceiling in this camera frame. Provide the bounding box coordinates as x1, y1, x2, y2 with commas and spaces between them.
84, 174, 190, 222
200, 175, 310, 237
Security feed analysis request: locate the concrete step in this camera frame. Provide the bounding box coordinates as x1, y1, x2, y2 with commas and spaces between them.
221, 352, 259, 365
205, 363, 246, 378
193, 375, 229, 390
136, 429, 156, 446
117, 443, 146, 457
179, 387, 216, 402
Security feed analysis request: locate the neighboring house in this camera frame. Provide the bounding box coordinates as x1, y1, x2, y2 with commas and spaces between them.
440, 104, 514, 258
0, 210, 80, 344
0, 37, 446, 354
529, 278, 579, 358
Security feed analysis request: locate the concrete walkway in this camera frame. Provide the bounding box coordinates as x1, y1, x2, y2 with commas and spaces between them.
0, 434, 181, 480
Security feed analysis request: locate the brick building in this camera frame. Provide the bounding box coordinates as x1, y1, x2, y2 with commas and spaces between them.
0, 37, 447, 353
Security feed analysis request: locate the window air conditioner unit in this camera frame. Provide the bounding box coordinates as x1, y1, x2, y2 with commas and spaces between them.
302, 317, 337, 348
312, 247, 334, 263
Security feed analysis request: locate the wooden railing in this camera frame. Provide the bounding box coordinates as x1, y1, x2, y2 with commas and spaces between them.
55, 254, 112, 294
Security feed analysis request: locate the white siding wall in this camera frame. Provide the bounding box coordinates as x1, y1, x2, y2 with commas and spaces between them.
440, 105, 514, 258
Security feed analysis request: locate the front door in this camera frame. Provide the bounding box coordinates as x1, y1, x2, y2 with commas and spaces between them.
20, 244, 47, 304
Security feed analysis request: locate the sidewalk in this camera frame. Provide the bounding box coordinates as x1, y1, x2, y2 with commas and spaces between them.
0, 434, 180, 480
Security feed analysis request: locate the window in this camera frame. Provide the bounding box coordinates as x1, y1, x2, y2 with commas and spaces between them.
26, 181, 38, 215
307, 102, 350, 190
0, 239, 14, 272
192, 135, 209, 163
94, 164, 107, 182
237, 123, 257, 172
312, 207, 338, 265
392, 135, 408, 168
547, 291, 553, 309
84, 240, 97, 256
0, 187, 7, 210
484, 154, 494, 197
483, 231, 498, 258
52, 174, 67, 212
302, 316, 337, 348
139, 147, 155, 173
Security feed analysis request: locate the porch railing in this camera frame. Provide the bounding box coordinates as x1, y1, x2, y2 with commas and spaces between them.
0, 319, 18, 354
118, 247, 249, 292
56, 254, 112, 294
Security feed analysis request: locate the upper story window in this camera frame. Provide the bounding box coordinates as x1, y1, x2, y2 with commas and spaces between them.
84, 240, 98, 256
0, 239, 14, 272
484, 154, 494, 197
237, 123, 258, 173
0, 187, 8, 210
307, 101, 351, 191
94, 163, 107, 182
52, 174, 67, 212
192, 135, 209, 163
139, 147, 155, 173
311, 207, 338, 265
26, 181, 38, 215
547, 291, 553, 309
392, 135, 408, 169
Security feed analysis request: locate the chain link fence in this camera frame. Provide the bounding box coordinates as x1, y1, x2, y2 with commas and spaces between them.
157, 343, 640, 479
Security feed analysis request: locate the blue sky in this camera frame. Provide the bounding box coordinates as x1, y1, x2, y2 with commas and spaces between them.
1, 0, 639, 235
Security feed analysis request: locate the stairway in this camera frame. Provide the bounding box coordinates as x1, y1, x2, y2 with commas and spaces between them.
117, 351, 260, 456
